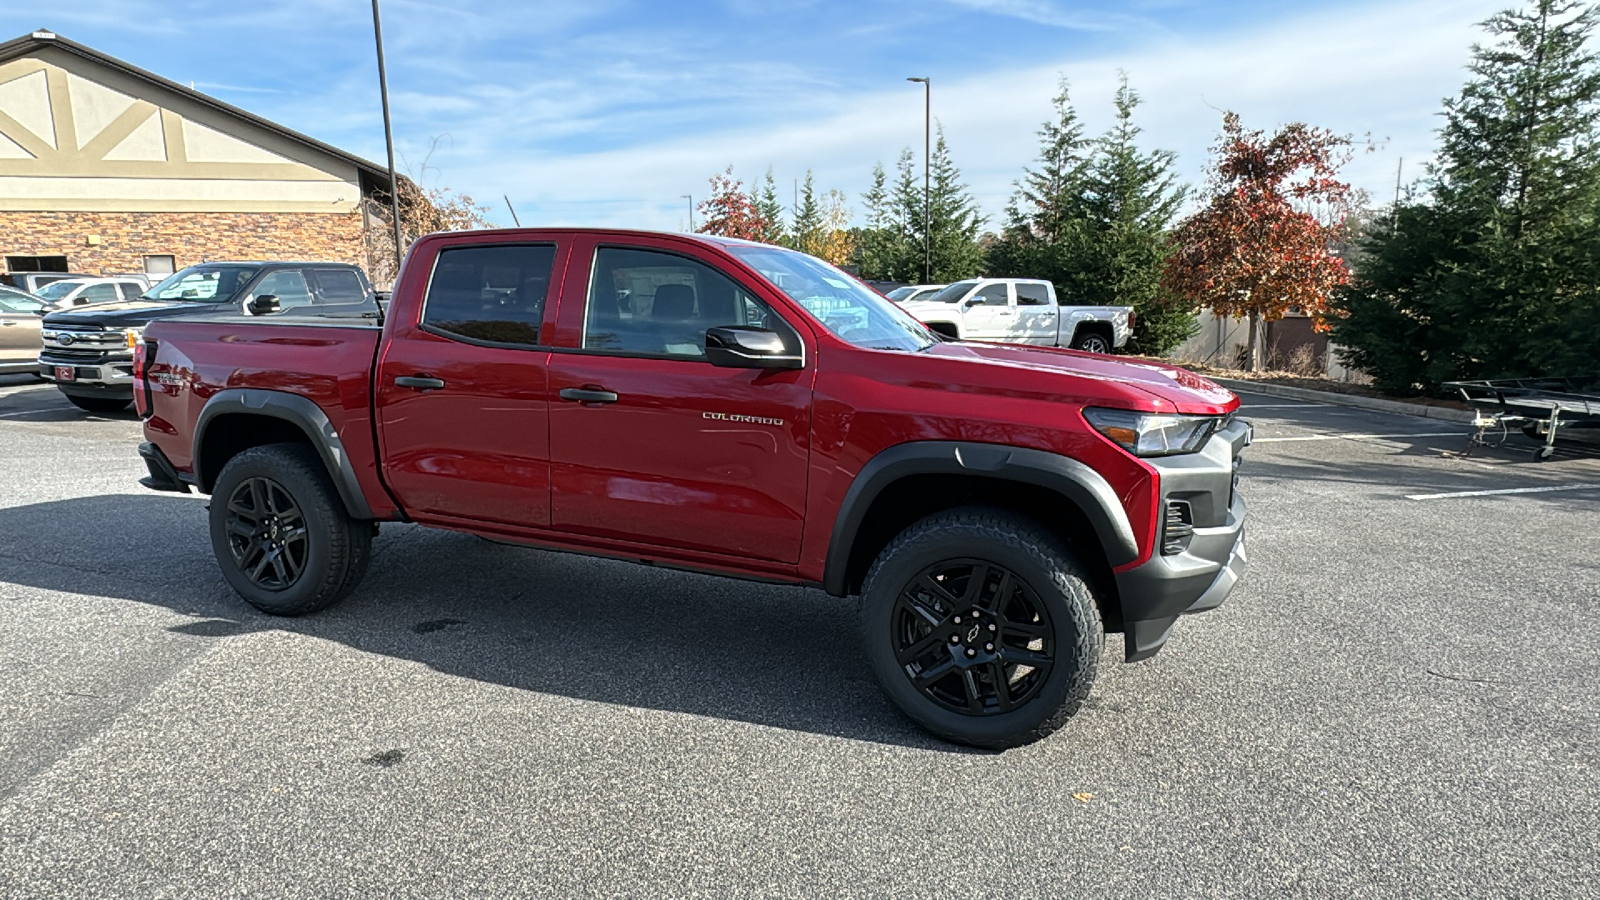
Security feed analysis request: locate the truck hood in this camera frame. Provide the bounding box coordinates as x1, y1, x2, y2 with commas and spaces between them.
42, 299, 236, 329
899, 299, 959, 319
924, 340, 1238, 414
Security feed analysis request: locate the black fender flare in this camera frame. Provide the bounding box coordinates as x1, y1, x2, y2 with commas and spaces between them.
193, 388, 374, 520
821, 441, 1139, 597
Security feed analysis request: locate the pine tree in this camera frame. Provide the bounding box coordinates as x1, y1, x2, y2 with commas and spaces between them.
925, 126, 986, 282
791, 171, 825, 256
1079, 75, 1193, 355
892, 149, 928, 281
1333, 0, 1600, 389
754, 167, 787, 246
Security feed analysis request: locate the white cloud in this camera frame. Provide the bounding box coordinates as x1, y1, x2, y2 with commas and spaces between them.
441, 0, 1500, 231
937, 0, 1146, 30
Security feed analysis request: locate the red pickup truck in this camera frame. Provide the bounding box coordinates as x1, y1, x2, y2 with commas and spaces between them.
135, 228, 1249, 749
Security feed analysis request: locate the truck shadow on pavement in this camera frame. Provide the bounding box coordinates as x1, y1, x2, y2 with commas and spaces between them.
0, 492, 968, 751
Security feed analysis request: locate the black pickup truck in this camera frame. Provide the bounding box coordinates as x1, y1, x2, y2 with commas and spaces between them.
39, 261, 377, 412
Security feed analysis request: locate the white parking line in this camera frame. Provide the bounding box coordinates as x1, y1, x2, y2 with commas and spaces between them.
1253, 432, 1462, 443
1406, 484, 1600, 501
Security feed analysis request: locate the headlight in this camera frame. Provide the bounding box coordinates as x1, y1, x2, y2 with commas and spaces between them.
124, 328, 144, 350
1083, 407, 1221, 457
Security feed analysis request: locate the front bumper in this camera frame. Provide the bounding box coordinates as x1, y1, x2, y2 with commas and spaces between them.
39, 354, 135, 396
1113, 417, 1251, 662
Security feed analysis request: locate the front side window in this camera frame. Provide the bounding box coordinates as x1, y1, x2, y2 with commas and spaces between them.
252, 270, 314, 309
725, 244, 935, 352
145, 265, 260, 303
78, 283, 121, 304
972, 283, 1009, 306
584, 247, 795, 359
421, 244, 554, 346
118, 282, 142, 300
0, 291, 42, 314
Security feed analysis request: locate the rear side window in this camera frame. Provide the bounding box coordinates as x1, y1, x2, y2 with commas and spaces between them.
422, 244, 555, 347
118, 282, 142, 300
311, 269, 368, 304
1016, 283, 1051, 306
583, 246, 795, 359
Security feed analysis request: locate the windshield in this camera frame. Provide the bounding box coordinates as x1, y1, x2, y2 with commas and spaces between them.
885, 286, 916, 301
926, 280, 979, 303
34, 280, 85, 301
726, 245, 936, 352
144, 265, 260, 302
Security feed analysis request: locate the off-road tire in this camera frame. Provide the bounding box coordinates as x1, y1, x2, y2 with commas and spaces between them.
65, 394, 131, 413
859, 506, 1103, 750
209, 443, 372, 616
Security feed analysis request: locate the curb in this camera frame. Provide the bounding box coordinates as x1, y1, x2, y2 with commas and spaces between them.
1211, 377, 1477, 424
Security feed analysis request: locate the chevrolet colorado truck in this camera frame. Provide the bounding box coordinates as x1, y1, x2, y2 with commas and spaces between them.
40, 260, 376, 413
135, 229, 1249, 749
900, 278, 1134, 353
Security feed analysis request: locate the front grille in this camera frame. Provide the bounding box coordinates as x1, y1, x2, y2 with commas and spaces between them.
40, 348, 110, 363
41, 328, 125, 352
1162, 500, 1195, 555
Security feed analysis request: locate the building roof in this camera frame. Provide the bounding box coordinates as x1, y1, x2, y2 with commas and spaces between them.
0, 28, 392, 194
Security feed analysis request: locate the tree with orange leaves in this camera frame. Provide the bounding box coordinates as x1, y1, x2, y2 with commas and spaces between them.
696, 166, 772, 241
1163, 113, 1354, 371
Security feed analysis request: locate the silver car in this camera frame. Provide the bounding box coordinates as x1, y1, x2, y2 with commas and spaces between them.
0, 287, 46, 375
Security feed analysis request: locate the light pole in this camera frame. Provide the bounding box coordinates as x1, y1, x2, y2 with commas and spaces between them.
682, 194, 694, 232
371, 0, 403, 281
907, 76, 930, 283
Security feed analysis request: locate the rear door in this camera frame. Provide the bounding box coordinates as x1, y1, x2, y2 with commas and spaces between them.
961, 281, 1014, 341
1014, 282, 1057, 344
375, 239, 567, 527
544, 236, 813, 564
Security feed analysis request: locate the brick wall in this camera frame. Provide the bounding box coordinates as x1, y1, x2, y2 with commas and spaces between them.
0, 210, 371, 276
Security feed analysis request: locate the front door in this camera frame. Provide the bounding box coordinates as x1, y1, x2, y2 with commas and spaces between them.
546, 240, 812, 564
1013, 282, 1057, 344
961, 282, 1014, 341
375, 240, 565, 527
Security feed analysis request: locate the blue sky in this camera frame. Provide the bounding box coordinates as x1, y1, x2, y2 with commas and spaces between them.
25, 0, 1507, 231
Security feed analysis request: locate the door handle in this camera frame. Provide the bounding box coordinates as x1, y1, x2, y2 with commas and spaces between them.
395, 375, 445, 390
559, 386, 619, 404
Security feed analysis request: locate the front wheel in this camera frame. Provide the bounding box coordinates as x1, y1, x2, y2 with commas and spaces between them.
209, 443, 372, 616
859, 507, 1103, 750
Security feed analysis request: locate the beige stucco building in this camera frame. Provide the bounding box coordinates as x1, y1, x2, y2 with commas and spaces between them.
0, 29, 391, 281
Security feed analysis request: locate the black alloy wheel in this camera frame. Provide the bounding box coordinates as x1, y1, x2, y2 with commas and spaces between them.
224, 476, 309, 590
893, 559, 1054, 716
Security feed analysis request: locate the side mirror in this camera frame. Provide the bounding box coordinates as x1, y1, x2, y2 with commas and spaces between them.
705, 326, 803, 370
246, 294, 280, 316
962, 295, 983, 308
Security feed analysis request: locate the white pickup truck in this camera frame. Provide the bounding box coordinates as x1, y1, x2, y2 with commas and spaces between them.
897, 278, 1134, 353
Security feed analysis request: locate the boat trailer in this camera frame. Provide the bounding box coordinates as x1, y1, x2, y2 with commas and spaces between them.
1444, 377, 1600, 460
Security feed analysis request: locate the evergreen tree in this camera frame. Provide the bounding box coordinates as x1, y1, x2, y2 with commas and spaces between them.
1333, 0, 1600, 389
1079, 76, 1194, 355
892, 148, 928, 281
924, 125, 986, 281
754, 167, 787, 246
791, 170, 825, 256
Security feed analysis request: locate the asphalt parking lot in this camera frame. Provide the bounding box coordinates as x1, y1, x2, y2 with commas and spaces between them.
1, 374, 1596, 899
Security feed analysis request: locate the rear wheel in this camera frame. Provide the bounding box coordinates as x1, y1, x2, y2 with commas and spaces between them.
209, 443, 371, 616
64, 394, 131, 413
1070, 329, 1112, 354
859, 507, 1102, 750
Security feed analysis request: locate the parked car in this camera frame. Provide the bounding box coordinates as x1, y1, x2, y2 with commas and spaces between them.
0, 271, 93, 295
135, 228, 1249, 750
899, 278, 1134, 353
0, 287, 46, 375
35, 277, 149, 310
885, 284, 947, 303
40, 261, 376, 413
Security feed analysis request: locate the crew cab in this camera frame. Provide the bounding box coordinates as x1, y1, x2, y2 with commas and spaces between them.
901, 278, 1134, 354
40, 260, 375, 413
135, 229, 1248, 749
